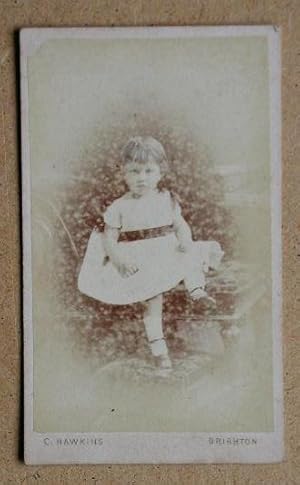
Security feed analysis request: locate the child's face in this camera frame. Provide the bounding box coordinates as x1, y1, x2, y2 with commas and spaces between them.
124, 160, 162, 196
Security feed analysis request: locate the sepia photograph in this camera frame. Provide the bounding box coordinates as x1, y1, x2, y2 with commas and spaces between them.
21, 26, 283, 463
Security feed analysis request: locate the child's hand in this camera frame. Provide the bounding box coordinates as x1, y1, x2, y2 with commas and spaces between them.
177, 240, 192, 253
113, 258, 139, 278
177, 243, 188, 252
119, 262, 139, 278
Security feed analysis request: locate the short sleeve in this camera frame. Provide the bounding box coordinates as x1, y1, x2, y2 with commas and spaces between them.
103, 200, 122, 229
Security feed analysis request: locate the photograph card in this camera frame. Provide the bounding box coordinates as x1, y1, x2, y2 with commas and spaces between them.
21, 25, 283, 464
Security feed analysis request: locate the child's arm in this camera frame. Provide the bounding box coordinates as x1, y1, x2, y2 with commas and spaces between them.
103, 224, 139, 277
170, 193, 192, 251
173, 215, 193, 252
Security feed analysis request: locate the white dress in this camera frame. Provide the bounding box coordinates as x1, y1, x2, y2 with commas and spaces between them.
78, 190, 223, 305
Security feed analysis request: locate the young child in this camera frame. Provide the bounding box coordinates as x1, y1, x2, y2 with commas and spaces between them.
78, 136, 223, 375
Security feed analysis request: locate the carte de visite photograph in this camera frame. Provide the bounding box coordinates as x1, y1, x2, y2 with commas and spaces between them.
21, 25, 283, 464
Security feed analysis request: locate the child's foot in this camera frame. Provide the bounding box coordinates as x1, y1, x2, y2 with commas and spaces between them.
154, 354, 173, 377
189, 287, 216, 307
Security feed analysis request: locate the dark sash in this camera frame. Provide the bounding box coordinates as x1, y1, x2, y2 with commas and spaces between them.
118, 225, 174, 242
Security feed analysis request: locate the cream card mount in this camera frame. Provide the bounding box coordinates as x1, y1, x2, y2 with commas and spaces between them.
21, 26, 283, 464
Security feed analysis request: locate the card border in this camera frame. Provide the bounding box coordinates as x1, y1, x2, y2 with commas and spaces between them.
20, 25, 283, 464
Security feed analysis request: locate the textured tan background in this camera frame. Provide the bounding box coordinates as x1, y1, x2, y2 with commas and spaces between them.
0, 0, 298, 483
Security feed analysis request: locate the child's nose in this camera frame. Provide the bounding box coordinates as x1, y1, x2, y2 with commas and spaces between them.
138, 171, 146, 181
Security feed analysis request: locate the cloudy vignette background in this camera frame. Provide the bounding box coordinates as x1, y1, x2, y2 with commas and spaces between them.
27, 34, 274, 432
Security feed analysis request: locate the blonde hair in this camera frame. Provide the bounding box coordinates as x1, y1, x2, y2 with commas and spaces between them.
121, 136, 168, 171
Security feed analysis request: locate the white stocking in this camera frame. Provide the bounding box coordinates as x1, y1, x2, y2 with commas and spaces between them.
143, 294, 168, 356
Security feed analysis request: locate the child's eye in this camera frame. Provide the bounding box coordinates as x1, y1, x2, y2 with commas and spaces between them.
146, 168, 153, 174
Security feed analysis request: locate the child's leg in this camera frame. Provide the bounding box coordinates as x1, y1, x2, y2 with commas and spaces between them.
143, 294, 172, 371
183, 246, 216, 304
184, 266, 206, 295
183, 244, 206, 293
144, 294, 168, 356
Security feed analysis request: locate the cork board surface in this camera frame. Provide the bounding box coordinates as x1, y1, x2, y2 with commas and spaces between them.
0, 0, 298, 482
